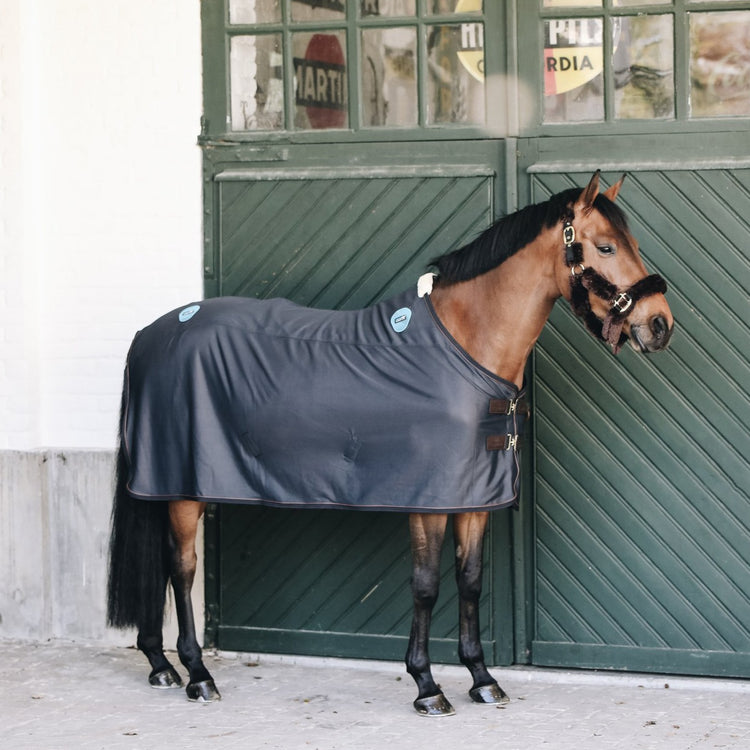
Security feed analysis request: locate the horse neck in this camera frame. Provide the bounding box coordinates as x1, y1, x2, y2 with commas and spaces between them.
429, 231, 563, 389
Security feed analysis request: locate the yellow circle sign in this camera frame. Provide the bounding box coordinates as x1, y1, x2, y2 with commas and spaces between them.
544, 16, 604, 95
456, 0, 484, 82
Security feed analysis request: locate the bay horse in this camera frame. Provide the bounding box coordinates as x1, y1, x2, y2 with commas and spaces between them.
107, 172, 673, 716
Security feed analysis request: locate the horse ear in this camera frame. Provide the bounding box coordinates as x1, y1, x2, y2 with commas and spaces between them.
603, 174, 626, 202
578, 170, 601, 211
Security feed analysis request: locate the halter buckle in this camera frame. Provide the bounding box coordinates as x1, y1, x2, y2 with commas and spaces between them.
570, 263, 586, 278
612, 292, 633, 315
563, 224, 576, 246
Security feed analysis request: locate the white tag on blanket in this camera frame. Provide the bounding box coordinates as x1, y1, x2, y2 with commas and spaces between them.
417, 272, 436, 298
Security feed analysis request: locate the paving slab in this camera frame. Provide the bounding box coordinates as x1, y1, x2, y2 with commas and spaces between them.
2, 639, 750, 750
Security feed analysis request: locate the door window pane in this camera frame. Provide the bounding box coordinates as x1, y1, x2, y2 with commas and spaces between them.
614, 15, 674, 119
230, 35, 284, 130
292, 0, 346, 22
362, 28, 417, 126
426, 24, 485, 125
293, 32, 349, 129
428, 0, 482, 13
229, 0, 281, 24
613, 0, 669, 6
690, 11, 750, 118
361, 0, 415, 16
544, 0, 601, 7
544, 17, 604, 122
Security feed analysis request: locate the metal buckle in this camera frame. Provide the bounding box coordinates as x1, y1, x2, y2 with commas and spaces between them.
505, 434, 518, 451
611, 292, 633, 315
570, 263, 586, 278
489, 398, 518, 415
563, 224, 576, 246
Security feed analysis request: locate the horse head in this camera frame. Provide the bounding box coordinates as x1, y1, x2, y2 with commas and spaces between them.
559, 171, 674, 354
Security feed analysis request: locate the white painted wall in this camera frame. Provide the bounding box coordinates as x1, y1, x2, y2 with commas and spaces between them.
0, 0, 204, 646
0, 0, 203, 451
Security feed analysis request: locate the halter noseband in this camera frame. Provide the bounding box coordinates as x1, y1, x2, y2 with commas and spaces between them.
563, 209, 667, 354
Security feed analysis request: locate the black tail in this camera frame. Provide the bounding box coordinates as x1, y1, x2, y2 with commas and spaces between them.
107, 380, 170, 633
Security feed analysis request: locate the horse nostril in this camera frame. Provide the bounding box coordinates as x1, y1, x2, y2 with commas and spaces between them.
651, 315, 669, 340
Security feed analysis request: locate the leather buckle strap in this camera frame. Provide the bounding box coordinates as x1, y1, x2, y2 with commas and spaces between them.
489, 397, 530, 417
486, 434, 519, 452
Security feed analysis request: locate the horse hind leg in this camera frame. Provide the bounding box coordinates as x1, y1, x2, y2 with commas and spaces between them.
107, 447, 182, 690
405, 513, 455, 717
168, 500, 221, 702
453, 512, 509, 706
138, 628, 183, 689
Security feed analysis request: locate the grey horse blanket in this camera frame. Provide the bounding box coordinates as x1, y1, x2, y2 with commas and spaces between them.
122, 283, 527, 512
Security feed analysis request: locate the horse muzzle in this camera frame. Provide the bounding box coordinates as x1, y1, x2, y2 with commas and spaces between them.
629, 314, 673, 353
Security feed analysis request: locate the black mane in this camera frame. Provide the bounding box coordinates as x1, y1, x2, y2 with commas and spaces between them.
432, 187, 630, 284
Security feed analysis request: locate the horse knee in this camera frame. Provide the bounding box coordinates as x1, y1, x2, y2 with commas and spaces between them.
411, 566, 440, 608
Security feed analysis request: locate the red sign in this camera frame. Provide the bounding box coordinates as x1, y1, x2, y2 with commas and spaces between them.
294, 34, 347, 129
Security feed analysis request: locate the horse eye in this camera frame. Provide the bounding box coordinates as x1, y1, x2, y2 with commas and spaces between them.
597, 244, 616, 257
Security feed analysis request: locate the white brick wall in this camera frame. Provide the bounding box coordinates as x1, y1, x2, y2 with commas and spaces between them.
0, 0, 203, 450
1, 0, 206, 646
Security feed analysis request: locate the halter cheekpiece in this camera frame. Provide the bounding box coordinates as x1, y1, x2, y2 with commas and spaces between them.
563, 209, 667, 354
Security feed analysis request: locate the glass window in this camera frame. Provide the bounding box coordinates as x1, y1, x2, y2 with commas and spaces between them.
428, 0, 482, 14
229, 0, 281, 24
361, 28, 417, 126
230, 35, 284, 130
426, 23, 485, 125
221, 0, 488, 134
690, 11, 750, 118
292, 0, 345, 22
544, 0, 601, 7
293, 32, 349, 129
361, 0, 415, 16
613, 0, 669, 6
614, 14, 674, 119
544, 17, 604, 123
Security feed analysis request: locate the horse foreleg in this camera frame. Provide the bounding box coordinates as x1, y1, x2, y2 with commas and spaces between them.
405, 513, 455, 716
453, 512, 509, 705
168, 500, 221, 702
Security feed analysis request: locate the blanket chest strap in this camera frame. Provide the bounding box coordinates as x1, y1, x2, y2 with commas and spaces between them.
486, 434, 520, 452
489, 397, 530, 417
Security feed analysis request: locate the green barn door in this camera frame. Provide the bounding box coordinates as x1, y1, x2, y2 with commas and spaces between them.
516, 0, 750, 678
199, 1, 517, 663
201, 141, 514, 662
525, 161, 750, 678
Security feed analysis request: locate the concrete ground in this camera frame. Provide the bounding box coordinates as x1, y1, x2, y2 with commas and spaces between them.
2, 638, 750, 750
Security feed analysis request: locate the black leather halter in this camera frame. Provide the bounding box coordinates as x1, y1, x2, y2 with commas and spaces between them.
563, 210, 667, 354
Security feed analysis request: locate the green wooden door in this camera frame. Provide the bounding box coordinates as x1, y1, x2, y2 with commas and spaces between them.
201, 140, 515, 663
199, 0, 750, 676
199, 0, 518, 665
512, 0, 750, 678
519, 147, 750, 678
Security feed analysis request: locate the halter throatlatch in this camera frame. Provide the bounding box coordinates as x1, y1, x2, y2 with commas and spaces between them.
563, 210, 667, 354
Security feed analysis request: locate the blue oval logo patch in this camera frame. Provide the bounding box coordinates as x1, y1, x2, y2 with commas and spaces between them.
178, 304, 201, 323
390, 307, 412, 333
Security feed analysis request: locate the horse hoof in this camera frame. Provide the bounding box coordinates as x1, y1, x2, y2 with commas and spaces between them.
413, 692, 456, 717
469, 682, 509, 705
187, 679, 221, 703
149, 667, 183, 689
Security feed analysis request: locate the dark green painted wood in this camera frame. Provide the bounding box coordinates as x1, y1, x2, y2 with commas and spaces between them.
213, 506, 496, 663
528, 167, 750, 678
200, 0, 750, 679
202, 140, 515, 665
